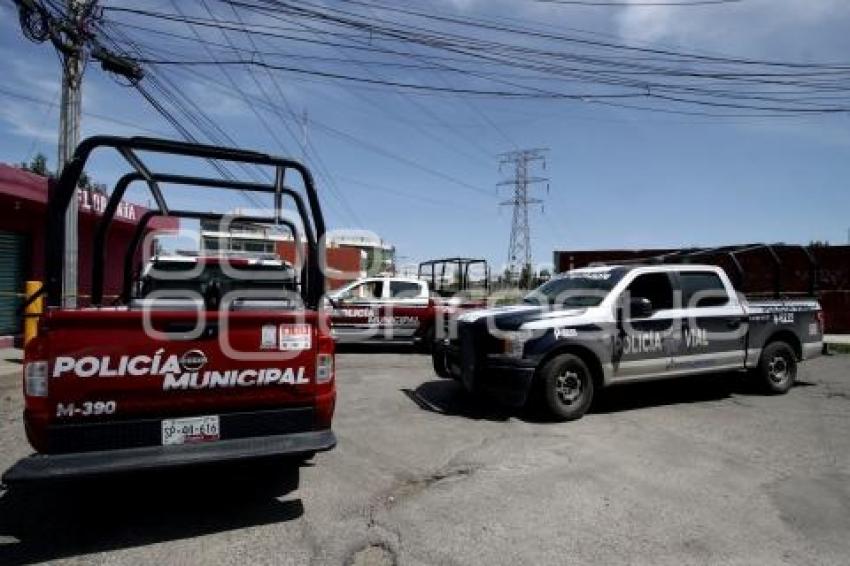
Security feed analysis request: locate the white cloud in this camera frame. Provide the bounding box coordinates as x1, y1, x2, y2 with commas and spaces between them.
616, 0, 850, 60
0, 103, 57, 143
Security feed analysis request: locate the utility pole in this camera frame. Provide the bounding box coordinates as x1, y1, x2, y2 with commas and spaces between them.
58, 0, 86, 308
13, 0, 143, 307
498, 149, 549, 288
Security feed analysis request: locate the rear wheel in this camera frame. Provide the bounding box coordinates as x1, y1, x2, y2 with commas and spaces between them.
539, 353, 594, 421
756, 341, 797, 394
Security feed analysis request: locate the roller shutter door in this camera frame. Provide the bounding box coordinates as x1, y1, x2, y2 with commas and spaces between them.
0, 231, 25, 335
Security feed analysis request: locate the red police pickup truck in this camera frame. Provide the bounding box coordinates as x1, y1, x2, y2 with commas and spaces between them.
3, 136, 336, 483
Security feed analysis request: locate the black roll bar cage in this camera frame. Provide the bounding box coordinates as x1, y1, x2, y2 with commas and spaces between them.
596, 243, 817, 298
46, 136, 326, 309
417, 257, 490, 294
120, 210, 300, 304
91, 172, 311, 305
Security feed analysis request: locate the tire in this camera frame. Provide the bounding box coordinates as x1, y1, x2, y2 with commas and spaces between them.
417, 325, 435, 354
756, 341, 797, 394
431, 342, 450, 378
539, 353, 595, 421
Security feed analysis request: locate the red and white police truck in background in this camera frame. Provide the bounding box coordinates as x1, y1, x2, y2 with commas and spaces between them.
3, 136, 336, 484
326, 258, 489, 350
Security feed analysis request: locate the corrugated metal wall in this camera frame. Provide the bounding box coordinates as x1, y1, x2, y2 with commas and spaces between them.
0, 230, 25, 335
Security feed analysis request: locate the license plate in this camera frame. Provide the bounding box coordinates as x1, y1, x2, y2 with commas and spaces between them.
162, 415, 220, 446
279, 323, 312, 351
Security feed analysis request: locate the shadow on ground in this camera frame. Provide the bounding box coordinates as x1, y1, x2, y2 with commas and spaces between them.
0, 459, 304, 565
402, 380, 539, 423
404, 373, 816, 422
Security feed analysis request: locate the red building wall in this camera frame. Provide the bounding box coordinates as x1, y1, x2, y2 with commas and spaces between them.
0, 164, 179, 306
276, 240, 362, 290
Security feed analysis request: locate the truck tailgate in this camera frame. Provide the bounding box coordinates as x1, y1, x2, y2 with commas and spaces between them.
30, 309, 326, 452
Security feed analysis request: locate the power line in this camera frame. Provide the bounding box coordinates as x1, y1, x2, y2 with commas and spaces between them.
11, 0, 145, 308
89, 0, 850, 125
105, 12, 492, 222
273, 3, 498, 164
221, 2, 364, 226
532, 0, 743, 6
102, 1, 850, 113
130, 59, 496, 198
0, 84, 171, 136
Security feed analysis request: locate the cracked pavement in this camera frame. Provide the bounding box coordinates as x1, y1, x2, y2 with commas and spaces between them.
0, 350, 849, 565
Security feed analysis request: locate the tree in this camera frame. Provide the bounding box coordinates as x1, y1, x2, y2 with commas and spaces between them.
76, 170, 107, 193
519, 264, 534, 289
78, 170, 92, 189
21, 153, 50, 176
18, 155, 107, 195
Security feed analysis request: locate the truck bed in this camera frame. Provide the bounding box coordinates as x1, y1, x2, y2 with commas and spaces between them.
742, 297, 823, 365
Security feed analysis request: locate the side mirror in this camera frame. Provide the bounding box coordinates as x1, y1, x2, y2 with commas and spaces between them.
629, 297, 653, 319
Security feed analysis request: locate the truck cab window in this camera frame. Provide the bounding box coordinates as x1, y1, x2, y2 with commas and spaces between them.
680, 272, 730, 308
348, 280, 383, 301
390, 281, 422, 299
624, 273, 673, 312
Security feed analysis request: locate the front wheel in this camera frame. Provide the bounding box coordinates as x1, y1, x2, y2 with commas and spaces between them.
756, 341, 797, 394
431, 341, 450, 378
417, 325, 435, 354
539, 353, 594, 421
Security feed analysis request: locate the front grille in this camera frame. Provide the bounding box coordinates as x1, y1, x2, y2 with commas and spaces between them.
46, 407, 315, 454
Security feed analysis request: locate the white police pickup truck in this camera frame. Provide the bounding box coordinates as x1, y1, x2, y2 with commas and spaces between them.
326, 276, 487, 348
434, 264, 824, 421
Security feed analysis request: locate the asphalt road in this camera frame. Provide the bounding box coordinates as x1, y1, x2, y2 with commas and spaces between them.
0, 349, 849, 565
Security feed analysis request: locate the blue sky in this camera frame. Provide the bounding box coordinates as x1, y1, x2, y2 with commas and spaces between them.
1, 0, 849, 274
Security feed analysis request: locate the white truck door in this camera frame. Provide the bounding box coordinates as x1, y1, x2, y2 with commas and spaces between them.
386, 280, 428, 339
672, 269, 747, 373
611, 271, 678, 381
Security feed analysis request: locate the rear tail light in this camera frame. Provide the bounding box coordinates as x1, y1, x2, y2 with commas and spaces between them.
816, 310, 825, 333
25, 361, 48, 397
316, 353, 334, 384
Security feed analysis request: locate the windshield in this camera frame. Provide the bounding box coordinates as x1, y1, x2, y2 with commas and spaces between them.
524, 268, 628, 307
141, 260, 296, 297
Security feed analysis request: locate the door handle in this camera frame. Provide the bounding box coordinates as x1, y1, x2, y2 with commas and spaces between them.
726, 318, 743, 329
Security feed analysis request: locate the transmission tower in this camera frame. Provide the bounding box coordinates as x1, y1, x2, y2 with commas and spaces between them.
498, 148, 549, 287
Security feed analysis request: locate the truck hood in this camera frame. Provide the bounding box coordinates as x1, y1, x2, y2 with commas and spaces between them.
459, 304, 589, 331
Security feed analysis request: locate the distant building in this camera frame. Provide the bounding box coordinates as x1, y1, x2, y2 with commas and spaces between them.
200, 218, 288, 255
326, 230, 396, 277
199, 222, 395, 289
